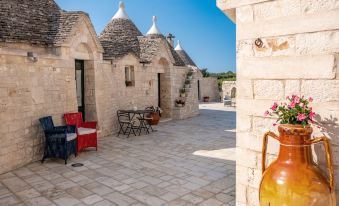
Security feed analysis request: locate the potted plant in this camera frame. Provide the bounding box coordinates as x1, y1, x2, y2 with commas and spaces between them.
260, 95, 335, 205
187, 70, 193, 80
125, 81, 133, 87
203, 96, 209, 102
179, 88, 186, 97
146, 106, 162, 125
185, 79, 191, 89
175, 98, 185, 107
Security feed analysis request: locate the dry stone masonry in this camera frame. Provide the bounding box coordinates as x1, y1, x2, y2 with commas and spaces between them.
217, 0, 339, 205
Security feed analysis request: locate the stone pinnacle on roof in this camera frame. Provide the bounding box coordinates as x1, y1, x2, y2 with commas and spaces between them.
146, 16, 162, 35
112, 1, 130, 20
174, 40, 197, 66
175, 40, 184, 50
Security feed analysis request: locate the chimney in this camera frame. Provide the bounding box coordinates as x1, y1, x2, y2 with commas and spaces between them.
166, 33, 175, 47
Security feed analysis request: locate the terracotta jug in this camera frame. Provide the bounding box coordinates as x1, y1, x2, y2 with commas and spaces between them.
259, 124, 336, 206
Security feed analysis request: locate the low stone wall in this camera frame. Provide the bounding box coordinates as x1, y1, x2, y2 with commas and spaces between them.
200, 77, 219, 101
218, 0, 339, 205
172, 72, 200, 120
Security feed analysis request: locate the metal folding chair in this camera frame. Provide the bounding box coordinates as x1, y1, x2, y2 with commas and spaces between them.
117, 110, 137, 138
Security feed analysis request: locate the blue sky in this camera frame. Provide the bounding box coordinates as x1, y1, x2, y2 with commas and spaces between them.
55, 0, 236, 73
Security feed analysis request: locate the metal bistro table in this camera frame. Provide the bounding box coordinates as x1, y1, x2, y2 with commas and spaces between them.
120, 109, 154, 135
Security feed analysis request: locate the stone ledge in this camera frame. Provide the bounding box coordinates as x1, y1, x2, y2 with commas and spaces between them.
238, 55, 335, 79
237, 10, 339, 40
217, 0, 271, 11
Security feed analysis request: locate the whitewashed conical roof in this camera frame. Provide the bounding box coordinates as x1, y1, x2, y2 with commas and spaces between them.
112, 1, 130, 20
174, 40, 196, 66
175, 40, 183, 50
146, 16, 161, 35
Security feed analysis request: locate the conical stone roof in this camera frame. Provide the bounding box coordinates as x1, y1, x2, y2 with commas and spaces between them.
0, 0, 95, 46
175, 40, 197, 67
99, 2, 142, 59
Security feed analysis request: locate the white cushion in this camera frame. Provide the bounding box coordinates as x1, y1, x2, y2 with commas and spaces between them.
67, 133, 77, 141
78, 127, 96, 135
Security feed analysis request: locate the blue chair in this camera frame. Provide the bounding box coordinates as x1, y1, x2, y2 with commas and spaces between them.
39, 116, 77, 164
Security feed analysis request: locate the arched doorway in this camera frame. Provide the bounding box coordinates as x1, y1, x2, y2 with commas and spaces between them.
158, 58, 172, 118
231, 87, 236, 98
73, 42, 97, 122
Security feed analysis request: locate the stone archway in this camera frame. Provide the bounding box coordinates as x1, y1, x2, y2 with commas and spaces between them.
231, 87, 236, 98
72, 42, 98, 122
158, 57, 172, 118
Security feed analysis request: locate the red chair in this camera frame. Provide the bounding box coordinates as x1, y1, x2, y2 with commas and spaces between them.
64, 112, 97, 153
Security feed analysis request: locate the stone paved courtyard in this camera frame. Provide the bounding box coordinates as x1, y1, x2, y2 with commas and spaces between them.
0, 103, 236, 206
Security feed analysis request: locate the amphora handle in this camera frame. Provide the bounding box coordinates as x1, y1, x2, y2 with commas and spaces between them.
306, 136, 335, 192
262, 131, 279, 174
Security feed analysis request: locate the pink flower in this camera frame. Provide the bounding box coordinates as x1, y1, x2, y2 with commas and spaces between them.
264, 111, 270, 117
270, 102, 278, 111
309, 97, 313, 102
289, 101, 296, 108
294, 96, 300, 104
297, 113, 307, 121
309, 111, 316, 119
286, 96, 290, 100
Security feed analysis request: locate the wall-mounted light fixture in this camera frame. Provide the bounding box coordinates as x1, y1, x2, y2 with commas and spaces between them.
27, 52, 38, 62
254, 38, 264, 48
140, 61, 150, 69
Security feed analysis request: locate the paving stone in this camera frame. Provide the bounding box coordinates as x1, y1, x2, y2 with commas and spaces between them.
84, 182, 113, 196
215, 193, 234, 203
66, 186, 93, 199
192, 189, 215, 199
81, 194, 103, 205
92, 200, 115, 206
164, 185, 190, 196
182, 182, 202, 191
24, 196, 55, 206
181, 193, 205, 204
53, 195, 81, 206
166, 199, 196, 206
159, 192, 179, 202
16, 188, 41, 200
0, 194, 20, 206
126, 190, 164, 206
2, 177, 30, 192
103, 192, 136, 206
199, 198, 223, 206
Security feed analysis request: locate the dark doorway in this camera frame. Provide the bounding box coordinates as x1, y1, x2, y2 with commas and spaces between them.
75, 60, 85, 120
157, 73, 161, 107
231, 87, 236, 98
198, 80, 201, 100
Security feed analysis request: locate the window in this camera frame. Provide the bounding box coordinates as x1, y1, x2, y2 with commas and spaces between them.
125, 65, 135, 87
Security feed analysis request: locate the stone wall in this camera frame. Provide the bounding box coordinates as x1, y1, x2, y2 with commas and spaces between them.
218, 0, 339, 205
0, 44, 78, 174
200, 77, 219, 101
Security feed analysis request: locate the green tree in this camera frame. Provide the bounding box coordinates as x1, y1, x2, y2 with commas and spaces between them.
200, 68, 210, 77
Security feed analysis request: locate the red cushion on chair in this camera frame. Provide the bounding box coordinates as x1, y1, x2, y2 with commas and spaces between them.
64, 112, 98, 153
